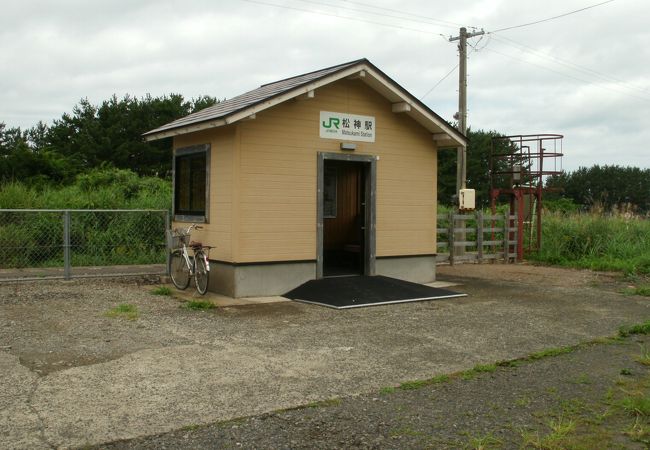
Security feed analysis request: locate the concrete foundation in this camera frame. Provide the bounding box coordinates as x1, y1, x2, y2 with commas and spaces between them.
375, 255, 437, 284
208, 260, 316, 298
209, 255, 436, 297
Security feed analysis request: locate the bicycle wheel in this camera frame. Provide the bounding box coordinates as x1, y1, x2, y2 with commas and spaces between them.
170, 250, 191, 290
194, 250, 210, 295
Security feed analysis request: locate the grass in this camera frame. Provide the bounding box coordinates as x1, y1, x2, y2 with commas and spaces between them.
515, 395, 531, 407
548, 415, 577, 437
574, 374, 592, 385
528, 346, 574, 360
398, 374, 450, 391
151, 286, 172, 296
635, 345, 650, 366
184, 300, 216, 310
305, 398, 341, 408
620, 395, 650, 417
460, 364, 498, 380
462, 364, 497, 381
520, 415, 578, 449
518, 374, 650, 448
399, 379, 430, 390
472, 363, 497, 373
624, 285, 650, 297
379, 386, 396, 395
465, 432, 502, 449
530, 212, 650, 276
619, 319, 650, 337
105, 303, 138, 320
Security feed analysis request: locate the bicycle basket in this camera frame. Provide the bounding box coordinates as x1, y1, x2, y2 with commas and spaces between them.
167, 228, 190, 249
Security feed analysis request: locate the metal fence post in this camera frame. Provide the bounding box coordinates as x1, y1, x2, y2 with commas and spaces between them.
503, 211, 509, 263
476, 211, 483, 263
165, 210, 171, 275
512, 214, 518, 261
448, 210, 455, 265
63, 210, 71, 279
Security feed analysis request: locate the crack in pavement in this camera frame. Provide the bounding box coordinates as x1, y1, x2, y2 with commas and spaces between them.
26, 373, 56, 450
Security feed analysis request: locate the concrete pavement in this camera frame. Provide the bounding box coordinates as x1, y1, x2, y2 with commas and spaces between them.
1, 266, 648, 448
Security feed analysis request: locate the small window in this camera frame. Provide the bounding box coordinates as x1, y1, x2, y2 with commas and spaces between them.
174, 144, 209, 221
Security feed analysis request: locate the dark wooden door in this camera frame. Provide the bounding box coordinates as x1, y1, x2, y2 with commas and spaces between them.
323, 161, 366, 275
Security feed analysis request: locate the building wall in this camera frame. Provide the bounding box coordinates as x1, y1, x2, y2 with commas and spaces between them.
172, 78, 439, 268
173, 126, 237, 262
236, 78, 438, 263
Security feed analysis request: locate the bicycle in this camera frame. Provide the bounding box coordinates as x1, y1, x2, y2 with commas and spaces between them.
167, 224, 213, 295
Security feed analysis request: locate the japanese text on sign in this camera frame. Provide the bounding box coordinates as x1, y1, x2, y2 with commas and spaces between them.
319, 111, 375, 142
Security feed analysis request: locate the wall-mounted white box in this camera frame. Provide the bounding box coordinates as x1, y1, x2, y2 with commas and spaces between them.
459, 188, 475, 211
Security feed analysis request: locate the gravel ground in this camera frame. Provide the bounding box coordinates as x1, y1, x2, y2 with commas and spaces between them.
98, 334, 650, 449
1, 263, 648, 449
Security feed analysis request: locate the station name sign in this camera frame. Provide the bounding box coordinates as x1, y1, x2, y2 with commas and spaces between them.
319, 111, 375, 142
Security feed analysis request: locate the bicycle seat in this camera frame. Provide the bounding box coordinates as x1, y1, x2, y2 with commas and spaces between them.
189, 241, 203, 248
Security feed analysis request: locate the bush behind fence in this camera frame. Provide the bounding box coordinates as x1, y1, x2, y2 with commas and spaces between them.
0, 209, 169, 278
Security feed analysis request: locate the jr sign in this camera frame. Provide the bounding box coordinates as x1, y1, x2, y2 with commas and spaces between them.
319, 111, 375, 143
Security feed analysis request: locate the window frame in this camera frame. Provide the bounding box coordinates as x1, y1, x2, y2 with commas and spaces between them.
172, 143, 210, 223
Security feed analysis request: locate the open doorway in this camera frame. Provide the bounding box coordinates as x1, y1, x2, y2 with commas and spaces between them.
323, 160, 366, 276
317, 153, 376, 278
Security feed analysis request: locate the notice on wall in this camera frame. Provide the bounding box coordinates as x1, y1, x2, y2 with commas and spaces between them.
319, 111, 375, 143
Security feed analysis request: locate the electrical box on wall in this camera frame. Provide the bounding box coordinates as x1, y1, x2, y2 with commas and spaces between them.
459, 189, 475, 211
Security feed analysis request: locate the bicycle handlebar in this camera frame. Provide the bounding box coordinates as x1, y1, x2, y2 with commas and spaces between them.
179, 223, 202, 234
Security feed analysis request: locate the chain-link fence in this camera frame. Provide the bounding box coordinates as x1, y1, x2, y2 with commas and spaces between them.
0, 209, 169, 281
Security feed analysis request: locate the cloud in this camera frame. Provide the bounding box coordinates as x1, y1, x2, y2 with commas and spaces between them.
1, 0, 649, 171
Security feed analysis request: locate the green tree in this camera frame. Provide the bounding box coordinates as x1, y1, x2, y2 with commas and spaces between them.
546, 165, 650, 213
438, 128, 514, 208
0, 122, 72, 184
1, 93, 220, 185
47, 94, 220, 178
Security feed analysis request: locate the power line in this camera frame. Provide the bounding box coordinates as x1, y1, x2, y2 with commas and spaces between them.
490, 34, 650, 96
482, 46, 650, 103
490, 0, 616, 33
335, 0, 466, 28
421, 63, 459, 99
238, 0, 450, 35
292, 0, 458, 30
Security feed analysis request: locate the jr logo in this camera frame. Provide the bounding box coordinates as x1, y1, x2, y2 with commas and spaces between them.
322, 117, 340, 129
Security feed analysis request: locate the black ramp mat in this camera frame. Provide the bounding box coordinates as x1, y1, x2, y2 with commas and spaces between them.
284, 275, 466, 309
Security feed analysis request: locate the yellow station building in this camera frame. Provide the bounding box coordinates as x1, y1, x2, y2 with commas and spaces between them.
145, 59, 466, 297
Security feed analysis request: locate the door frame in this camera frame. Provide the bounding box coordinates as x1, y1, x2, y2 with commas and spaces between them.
317, 152, 376, 278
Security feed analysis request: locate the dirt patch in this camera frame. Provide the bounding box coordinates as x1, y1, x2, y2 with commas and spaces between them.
437, 261, 621, 289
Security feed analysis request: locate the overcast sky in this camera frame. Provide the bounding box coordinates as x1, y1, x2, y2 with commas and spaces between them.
1, 0, 648, 171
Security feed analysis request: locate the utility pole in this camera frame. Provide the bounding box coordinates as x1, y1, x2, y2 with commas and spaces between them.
449, 27, 484, 258
449, 27, 485, 194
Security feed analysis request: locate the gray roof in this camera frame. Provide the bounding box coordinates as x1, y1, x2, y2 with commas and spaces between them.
143, 58, 466, 145
144, 59, 365, 138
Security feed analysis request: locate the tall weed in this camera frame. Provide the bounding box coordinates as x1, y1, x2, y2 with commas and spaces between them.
531, 212, 650, 275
